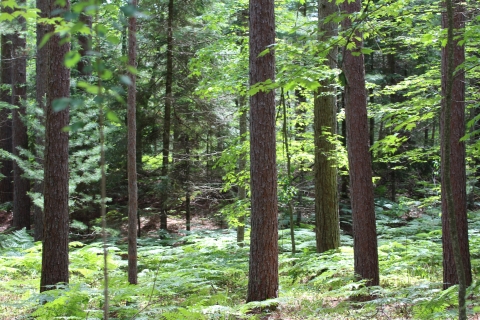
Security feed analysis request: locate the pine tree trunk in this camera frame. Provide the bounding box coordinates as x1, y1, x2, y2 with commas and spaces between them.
341, 0, 379, 287
12, 5, 31, 230
246, 0, 278, 302
441, 0, 471, 292
40, 0, 70, 292
160, 0, 174, 231
0, 15, 14, 204
314, 0, 340, 253
34, 0, 48, 241
127, 0, 138, 285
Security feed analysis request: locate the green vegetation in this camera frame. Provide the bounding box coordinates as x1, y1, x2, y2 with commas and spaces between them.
1, 203, 480, 319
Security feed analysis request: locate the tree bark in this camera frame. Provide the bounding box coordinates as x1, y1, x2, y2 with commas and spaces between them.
12, 4, 31, 230
314, 0, 340, 253
341, 0, 379, 286
0, 11, 14, 204
34, 0, 48, 241
160, 0, 174, 231
40, 0, 70, 292
127, 0, 138, 285
246, 0, 278, 302
441, 0, 471, 294
237, 97, 247, 245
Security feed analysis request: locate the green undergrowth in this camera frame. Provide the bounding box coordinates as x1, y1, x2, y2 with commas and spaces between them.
1, 208, 480, 319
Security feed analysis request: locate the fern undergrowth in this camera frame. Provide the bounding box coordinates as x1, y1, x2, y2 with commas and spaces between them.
1, 207, 480, 319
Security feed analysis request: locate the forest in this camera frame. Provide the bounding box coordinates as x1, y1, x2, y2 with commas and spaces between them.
0, 0, 480, 318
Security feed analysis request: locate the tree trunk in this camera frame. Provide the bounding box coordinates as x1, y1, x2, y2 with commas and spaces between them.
40, 0, 70, 292
77, 3, 92, 77
314, 0, 340, 253
160, 0, 174, 231
0, 13, 14, 204
441, 0, 471, 295
341, 0, 379, 287
127, 0, 138, 285
12, 4, 31, 230
246, 0, 278, 302
237, 96, 247, 245
34, 0, 48, 241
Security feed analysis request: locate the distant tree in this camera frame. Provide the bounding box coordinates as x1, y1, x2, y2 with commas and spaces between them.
440, 1, 470, 317
127, 0, 138, 285
33, 0, 49, 241
314, 0, 340, 253
160, 0, 174, 230
237, 97, 247, 245
246, 0, 278, 302
40, 0, 70, 292
341, 0, 379, 286
12, 2, 30, 230
0, 9, 14, 204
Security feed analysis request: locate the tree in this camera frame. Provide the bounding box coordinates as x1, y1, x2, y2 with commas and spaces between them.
12, 1, 30, 230
33, 0, 49, 241
441, 0, 470, 317
160, 0, 174, 231
314, 0, 340, 253
246, 0, 278, 302
40, 0, 71, 292
127, 0, 138, 285
341, 0, 379, 286
0, 9, 14, 204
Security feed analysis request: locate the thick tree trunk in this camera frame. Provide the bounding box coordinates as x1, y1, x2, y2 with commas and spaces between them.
127, 0, 138, 285
40, 0, 70, 292
12, 6, 31, 230
160, 0, 174, 231
341, 0, 379, 287
246, 0, 278, 302
0, 16, 14, 204
441, 0, 471, 291
314, 0, 339, 253
34, 0, 48, 241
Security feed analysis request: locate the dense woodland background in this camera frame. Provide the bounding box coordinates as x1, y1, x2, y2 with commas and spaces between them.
1, 0, 480, 318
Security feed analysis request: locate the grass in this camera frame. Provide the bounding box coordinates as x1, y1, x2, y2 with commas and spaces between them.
1, 207, 480, 319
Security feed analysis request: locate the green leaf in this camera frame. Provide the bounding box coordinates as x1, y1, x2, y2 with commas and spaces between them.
62, 121, 85, 132
258, 48, 270, 58
64, 51, 81, 68
39, 32, 53, 49
106, 110, 121, 124
52, 98, 70, 111
120, 75, 132, 86
360, 47, 374, 55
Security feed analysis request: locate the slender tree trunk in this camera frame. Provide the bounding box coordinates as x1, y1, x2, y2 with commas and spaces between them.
237, 97, 247, 245
40, 0, 71, 292
127, 0, 138, 285
341, 0, 379, 287
160, 0, 174, 231
185, 135, 191, 231
315, 0, 340, 253
246, 0, 278, 302
441, 0, 470, 311
77, 3, 92, 77
34, 0, 48, 241
0, 13, 14, 203
281, 89, 296, 255
12, 4, 31, 230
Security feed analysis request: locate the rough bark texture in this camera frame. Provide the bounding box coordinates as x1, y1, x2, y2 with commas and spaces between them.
34, 0, 48, 241
12, 7, 31, 230
441, 0, 471, 290
40, 0, 70, 292
314, 0, 339, 253
341, 0, 379, 286
160, 0, 174, 230
0, 16, 14, 203
127, 0, 138, 285
246, 0, 278, 302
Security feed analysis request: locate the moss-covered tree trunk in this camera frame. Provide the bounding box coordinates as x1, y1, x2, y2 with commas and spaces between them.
314, 0, 340, 253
